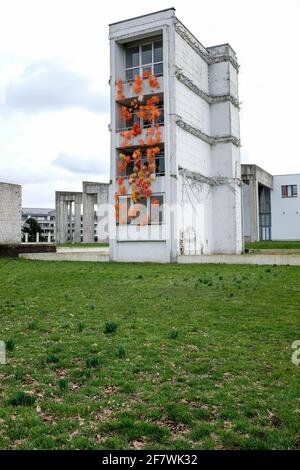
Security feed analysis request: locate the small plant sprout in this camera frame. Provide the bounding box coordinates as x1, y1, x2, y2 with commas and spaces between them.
86, 356, 101, 368
5, 339, 15, 352
116, 345, 126, 359
8, 391, 36, 407
104, 321, 117, 334
58, 378, 68, 392
169, 328, 179, 340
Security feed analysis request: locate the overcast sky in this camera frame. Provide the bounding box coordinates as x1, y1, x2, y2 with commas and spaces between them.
0, 0, 299, 207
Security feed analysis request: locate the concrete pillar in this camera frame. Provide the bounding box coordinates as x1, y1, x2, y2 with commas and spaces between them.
74, 201, 82, 243
208, 47, 242, 254
82, 194, 95, 243
47, 232, 51, 243
96, 192, 109, 242
36, 232, 40, 243
25, 233, 28, 243
249, 176, 259, 242
55, 195, 68, 243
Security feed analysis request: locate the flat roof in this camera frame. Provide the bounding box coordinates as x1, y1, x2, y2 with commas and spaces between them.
274, 173, 300, 177
109, 7, 175, 26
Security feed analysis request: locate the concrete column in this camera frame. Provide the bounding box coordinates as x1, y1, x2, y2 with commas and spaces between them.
36, 232, 40, 243
249, 176, 259, 242
58, 200, 68, 243
74, 202, 82, 243
82, 194, 95, 243
55, 196, 68, 243
96, 192, 109, 242
47, 232, 51, 243
209, 48, 242, 254
25, 233, 29, 243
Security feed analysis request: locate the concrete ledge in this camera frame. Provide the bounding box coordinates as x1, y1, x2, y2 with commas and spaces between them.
57, 247, 109, 254
0, 243, 56, 258
19, 252, 109, 262
178, 254, 300, 266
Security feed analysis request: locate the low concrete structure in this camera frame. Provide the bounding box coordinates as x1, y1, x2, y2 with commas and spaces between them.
19, 246, 109, 262
55, 181, 109, 243
179, 254, 300, 266
0, 182, 22, 244
0, 243, 56, 258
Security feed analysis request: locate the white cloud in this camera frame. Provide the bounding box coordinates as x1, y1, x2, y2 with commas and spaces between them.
0, 0, 299, 206
3, 60, 108, 114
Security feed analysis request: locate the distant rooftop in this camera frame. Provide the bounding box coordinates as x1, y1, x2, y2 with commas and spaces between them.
22, 208, 55, 215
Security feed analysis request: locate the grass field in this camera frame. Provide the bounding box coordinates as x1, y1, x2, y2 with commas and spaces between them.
245, 240, 300, 250
0, 259, 300, 450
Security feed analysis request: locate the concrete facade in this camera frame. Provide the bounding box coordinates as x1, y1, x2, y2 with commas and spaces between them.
241, 165, 273, 242
109, 8, 243, 263
0, 182, 22, 244
242, 166, 300, 242
55, 181, 109, 243
271, 174, 300, 240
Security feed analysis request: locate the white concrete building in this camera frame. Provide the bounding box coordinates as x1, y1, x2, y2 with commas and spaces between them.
109, 8, 243, 262
22, 208, 55, 242
272, 174, 300, 240
242, 165, 300, 242
0, 182, 22, 244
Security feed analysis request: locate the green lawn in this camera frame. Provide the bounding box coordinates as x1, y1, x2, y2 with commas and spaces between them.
245, 240, 300, 250
0, 259, 300, 450
57, 243, 109, 248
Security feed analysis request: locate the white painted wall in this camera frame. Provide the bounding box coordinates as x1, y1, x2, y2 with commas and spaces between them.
271, 174, 300, 240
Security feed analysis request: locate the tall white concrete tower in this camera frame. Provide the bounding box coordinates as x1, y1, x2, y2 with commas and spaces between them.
109, 8, 242, 262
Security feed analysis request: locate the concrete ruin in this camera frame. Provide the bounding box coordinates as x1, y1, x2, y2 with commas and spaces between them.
0, 182, 22, 244
55, 181, 109, 243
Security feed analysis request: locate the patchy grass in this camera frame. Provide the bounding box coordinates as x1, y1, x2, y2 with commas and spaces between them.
245, 240, 300, 250
0, 258, 299, 450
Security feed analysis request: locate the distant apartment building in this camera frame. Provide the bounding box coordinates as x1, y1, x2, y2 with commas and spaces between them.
22, 208, 55, 242
242, 165, 300, 242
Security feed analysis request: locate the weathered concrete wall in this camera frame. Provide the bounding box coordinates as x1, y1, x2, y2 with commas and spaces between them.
0, 182, 21, 244
241, 165, 273, 242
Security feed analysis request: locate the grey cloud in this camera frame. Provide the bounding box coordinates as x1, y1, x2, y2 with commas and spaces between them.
4, 61, 109, 114
53, 151, 109, 175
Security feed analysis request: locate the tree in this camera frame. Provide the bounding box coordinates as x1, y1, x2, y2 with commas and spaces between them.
22, 217, 43, 242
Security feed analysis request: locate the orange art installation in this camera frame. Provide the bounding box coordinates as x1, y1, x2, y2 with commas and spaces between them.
115, 72, 162, 224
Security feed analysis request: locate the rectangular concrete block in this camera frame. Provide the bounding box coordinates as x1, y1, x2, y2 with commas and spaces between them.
0, 182, 22, 244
